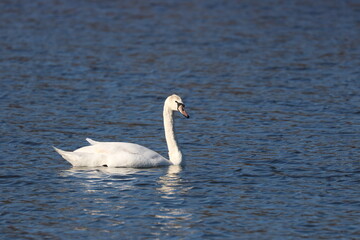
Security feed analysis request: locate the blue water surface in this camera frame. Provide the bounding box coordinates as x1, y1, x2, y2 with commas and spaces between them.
1, 0, 360, 239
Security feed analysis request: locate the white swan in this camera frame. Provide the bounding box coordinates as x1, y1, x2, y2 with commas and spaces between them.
54, 94, 189, 168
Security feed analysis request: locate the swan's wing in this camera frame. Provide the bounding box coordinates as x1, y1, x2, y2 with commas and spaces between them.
74, 142, 170, 168
86, 138, 99, 145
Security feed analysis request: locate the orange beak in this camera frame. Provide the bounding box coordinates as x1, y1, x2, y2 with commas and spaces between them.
178, 104, 189, 118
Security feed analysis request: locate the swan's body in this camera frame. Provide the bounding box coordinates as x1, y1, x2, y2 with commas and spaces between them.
54, 94, 189, 168
54, 138, 170, 168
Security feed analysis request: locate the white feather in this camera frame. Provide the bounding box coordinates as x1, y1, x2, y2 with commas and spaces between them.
54, 94, 189, 168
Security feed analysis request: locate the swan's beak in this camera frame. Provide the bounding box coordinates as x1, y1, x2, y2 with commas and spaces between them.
178, 104, 190, 118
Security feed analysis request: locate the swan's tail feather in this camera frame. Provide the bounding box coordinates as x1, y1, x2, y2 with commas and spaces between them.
86, 138, 99, 145
53, 146, 105, 167
53, 147, 79, 166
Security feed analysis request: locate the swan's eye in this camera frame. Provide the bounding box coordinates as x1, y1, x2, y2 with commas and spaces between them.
175, 101, 185, 108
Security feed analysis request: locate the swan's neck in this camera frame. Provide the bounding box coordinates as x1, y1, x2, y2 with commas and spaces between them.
163, 107, 182, 165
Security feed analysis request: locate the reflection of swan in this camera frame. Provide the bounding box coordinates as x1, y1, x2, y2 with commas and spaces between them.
167, 165, 183, 175
62, 166, 144, 178
157, 165, 183, 198
156, 165, 192, 227
54, 94, 189, 168
61, 167, 158, 192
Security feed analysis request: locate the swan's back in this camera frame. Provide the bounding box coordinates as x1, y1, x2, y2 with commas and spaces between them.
55, 141, 170, 168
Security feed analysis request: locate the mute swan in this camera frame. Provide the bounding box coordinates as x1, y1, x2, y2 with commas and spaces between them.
54, 94, 189, 168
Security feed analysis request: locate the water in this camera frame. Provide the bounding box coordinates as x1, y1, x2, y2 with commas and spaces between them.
1, 0, 360, 239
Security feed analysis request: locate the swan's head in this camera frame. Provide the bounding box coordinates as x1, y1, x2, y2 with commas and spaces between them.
165, 94, 190, 118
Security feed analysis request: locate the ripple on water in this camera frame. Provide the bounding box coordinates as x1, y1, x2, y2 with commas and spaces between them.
1, 0, 360, 239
